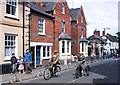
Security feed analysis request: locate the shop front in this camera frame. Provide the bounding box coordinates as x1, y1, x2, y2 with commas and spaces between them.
30, 42, 53, 68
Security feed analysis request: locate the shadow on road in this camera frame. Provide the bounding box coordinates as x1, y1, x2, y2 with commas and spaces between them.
90, 59, 119, 83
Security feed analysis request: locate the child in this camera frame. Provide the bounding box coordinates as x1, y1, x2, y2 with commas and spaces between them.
18, 56, 25, 74
10, 53, 17, 75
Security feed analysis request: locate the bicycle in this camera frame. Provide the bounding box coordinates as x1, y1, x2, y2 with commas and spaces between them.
43, 63, 61, 80
9, 63, 21, 84
74, 60, 90, 79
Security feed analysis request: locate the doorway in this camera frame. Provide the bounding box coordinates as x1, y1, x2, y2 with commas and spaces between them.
36, 46, 41, 67
30, 47, 35, 68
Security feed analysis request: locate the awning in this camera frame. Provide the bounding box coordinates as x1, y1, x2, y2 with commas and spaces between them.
30, 42, 53, 47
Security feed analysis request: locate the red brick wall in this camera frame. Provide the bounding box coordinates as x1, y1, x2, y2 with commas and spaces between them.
49, 2, 71, 53
32, 2, 71, 54
30, 10, 55, 66
71, 27, 77, 40
71, 42, 80, 56
71, 7, 87, 56
30, 11, 54, 43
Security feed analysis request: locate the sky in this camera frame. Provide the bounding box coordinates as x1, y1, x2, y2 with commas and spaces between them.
66, 0, 119, 37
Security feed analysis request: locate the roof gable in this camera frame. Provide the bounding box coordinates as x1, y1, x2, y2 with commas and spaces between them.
70, 6, 86, 23
106, 33, 118, 42
43, 2, 57, 12
70, 8, 80, 21
87, 35, 104, 43
30, 2, 55, 18
58, 32, 71, 40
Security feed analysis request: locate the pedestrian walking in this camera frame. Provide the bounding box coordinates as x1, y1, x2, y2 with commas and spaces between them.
18, 56, 25, 74
10, 53, 17, 75
23, 49, 32, 74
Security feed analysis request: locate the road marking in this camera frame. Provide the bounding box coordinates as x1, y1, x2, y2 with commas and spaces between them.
64, 75, 85, 85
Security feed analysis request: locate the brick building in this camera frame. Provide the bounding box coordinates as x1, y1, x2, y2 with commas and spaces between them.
30, 2, 72, 66
70, 7, 88, 57
29, 1, 88, 67
29, 2, 55, 67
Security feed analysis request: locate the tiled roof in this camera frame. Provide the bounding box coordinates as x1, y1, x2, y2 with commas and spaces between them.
70, 8, 80, 21
43, 2, 57, 12
30, 2, 55, 18
79, 38, 88, 42
58, 32, 71, 40
106, 33, 118, 42
87, 35, 104, 43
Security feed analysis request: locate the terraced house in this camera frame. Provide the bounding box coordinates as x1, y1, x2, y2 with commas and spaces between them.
29, 1, 88, 67
43, 2, 72, 65
29, 2, 55, 67
70, 7, 88, 57
0, 0, 88, 68
0, 0, 30, 65
30, 1, 72, 67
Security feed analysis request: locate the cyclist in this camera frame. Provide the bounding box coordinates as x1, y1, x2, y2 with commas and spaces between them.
49, 50, 59, 74
78, 53, 82, 61
77, 53, 86, 76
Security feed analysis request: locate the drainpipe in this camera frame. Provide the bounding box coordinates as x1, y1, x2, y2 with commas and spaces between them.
53, 19, 55, 51
23, 2, 25, 57
28, 12, 31, 52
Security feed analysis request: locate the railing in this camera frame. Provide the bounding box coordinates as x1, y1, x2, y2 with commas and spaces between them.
1, 61, 36, 83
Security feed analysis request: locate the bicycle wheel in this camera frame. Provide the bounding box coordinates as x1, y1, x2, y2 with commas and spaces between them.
75, 67, 80, 78
85, 65, 90, 76
54, 66, 61, 77
43, 68, 51, 80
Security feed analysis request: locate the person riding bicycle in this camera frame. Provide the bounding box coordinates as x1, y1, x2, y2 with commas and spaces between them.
78, 53, 82, 61
78, 53, 86, 75
49, 50, 59, 72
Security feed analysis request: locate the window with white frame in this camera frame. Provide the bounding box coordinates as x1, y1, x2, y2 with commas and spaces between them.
62, 22, 65, 32
43, 47, 46, 57
67, 41, 70, 53
5, 34, 16, 57
43, 46, 51, 57
6, 0, 18, 17
85, 43, 86, 52
62, 41, 65, 53
62, 4, 65, 14
38, 18, 45, 35
81, 15, 83, 23
82, 43, 84, 52
47, 47, 50, 57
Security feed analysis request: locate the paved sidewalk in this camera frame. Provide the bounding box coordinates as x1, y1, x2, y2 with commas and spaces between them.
1, 58, 115, 84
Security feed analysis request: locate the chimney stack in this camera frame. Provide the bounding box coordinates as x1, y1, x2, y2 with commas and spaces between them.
102, 28, 105, 36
